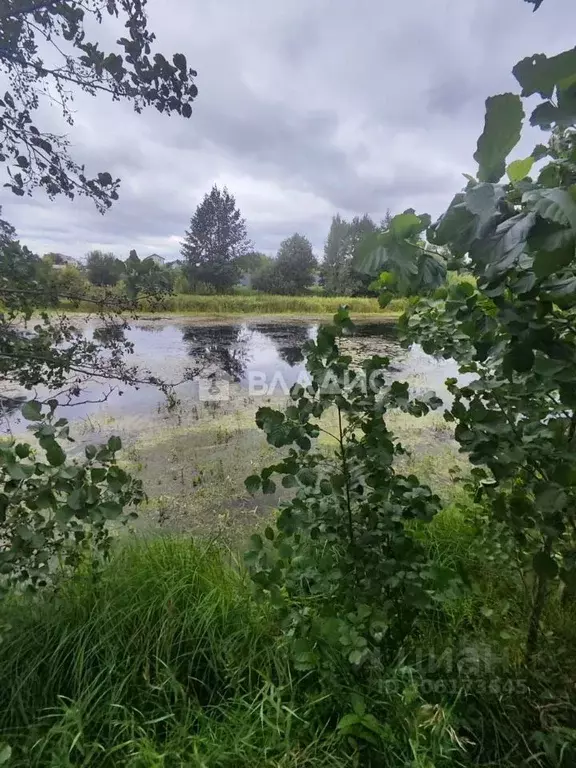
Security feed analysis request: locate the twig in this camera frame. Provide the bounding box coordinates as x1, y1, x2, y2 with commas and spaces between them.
337, 404, 354, 545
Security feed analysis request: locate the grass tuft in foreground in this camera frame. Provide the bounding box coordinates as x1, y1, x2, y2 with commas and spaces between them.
1, 527, 576, 766
0, 539, 345, 767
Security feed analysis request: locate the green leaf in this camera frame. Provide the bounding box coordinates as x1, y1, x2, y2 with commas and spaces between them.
351, 693, 366, 717
348, 649, 366, 665
44, 439, 66, 467
91, 468, 107, 483
269, 585, 284, 607
245, 475, 261, 494
560, 383, 576, 409
543, 274, 576, 302
297, 468, 317, 487
535, 486, 567, 512
389, 211, 428, 239
523, 0, 544, 10
530, 91, 576, 131
531, 145, 549, 164
67, 488, 83, 511
378, 270, 395, 287
14, 523, 33, 541
319, 479, 332, 495
85, 445, 97, 460
331, 474, 346, 491
36, 489, 56, 510
296, 435, 311, 451
533, 243, 575, 277
504, 343, 534, 374
99, 502, 123, 519
290, 383, 305, 400
173, 52, 187, 71
58, 465, 79, 480
472, 212, 536, 277
533, 551, 559, 579
249, 533, 263, 551
85, 485, 100, 505
337, 713, 361, 731
430, 194, 479, 256
465, 183, 505, 235
354, 211, 439, 294
264, 526, 275, 541
278, 541, 293, 559
523, 188, 576, 231
6, 463, 33, 480
533, 356, 567, 376
262, 478, 276, 495
510, 271, 536, 295
97, 171, 113, 186
107, 436, 122, 453
474, 94, 524, 183
529, 218, 575, 253
513, 48, 576, 98
281, 474, 297, 488
416, 252, 447, 293
21, 400, 42, 421
0, 743, 11, 765
507, 156, 534, 183
14, 443, 30, 459
256, 407, 285, 431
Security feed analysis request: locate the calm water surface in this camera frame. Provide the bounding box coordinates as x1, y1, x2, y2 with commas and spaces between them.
2, 319, 461, 435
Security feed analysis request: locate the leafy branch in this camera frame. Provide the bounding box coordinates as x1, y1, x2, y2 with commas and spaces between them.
0, 0, 198, 208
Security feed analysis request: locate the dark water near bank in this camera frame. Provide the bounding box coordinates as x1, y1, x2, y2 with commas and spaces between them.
2, 319, 460, 433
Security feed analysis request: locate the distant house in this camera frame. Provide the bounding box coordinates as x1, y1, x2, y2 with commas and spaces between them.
238, 273, 252, 289
47, 253, 82, 270
149, 253, 166, 266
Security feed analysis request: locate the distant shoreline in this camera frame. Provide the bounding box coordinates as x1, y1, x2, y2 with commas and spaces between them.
50, 291, 407, 318
39, 310, 400, 325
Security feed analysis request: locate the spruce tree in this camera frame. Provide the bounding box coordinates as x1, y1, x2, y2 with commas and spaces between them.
181, 186, 251, 292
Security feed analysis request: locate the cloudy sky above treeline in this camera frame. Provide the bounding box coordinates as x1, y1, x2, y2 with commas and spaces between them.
2, 0, 575, 261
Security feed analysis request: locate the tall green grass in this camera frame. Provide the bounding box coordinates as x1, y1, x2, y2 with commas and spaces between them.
0, 539, 347, 767
61, 292, 405, 316
2, 526, 576, 766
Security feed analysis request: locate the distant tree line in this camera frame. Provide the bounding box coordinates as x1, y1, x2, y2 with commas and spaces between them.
7, 248, 182, 305
11, 185, 393, 300
83, 250, 175, 295
179, 184, 390, 296
320, 212, 393, 296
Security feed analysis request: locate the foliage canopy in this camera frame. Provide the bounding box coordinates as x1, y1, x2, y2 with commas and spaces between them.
0, 0, 198, 211
354, 15, 576, 659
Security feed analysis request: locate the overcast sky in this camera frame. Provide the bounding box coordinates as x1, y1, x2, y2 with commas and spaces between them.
2, 0, 575, 261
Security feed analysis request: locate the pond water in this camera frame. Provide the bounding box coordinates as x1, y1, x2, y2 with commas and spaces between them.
2, 318, 461, 439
